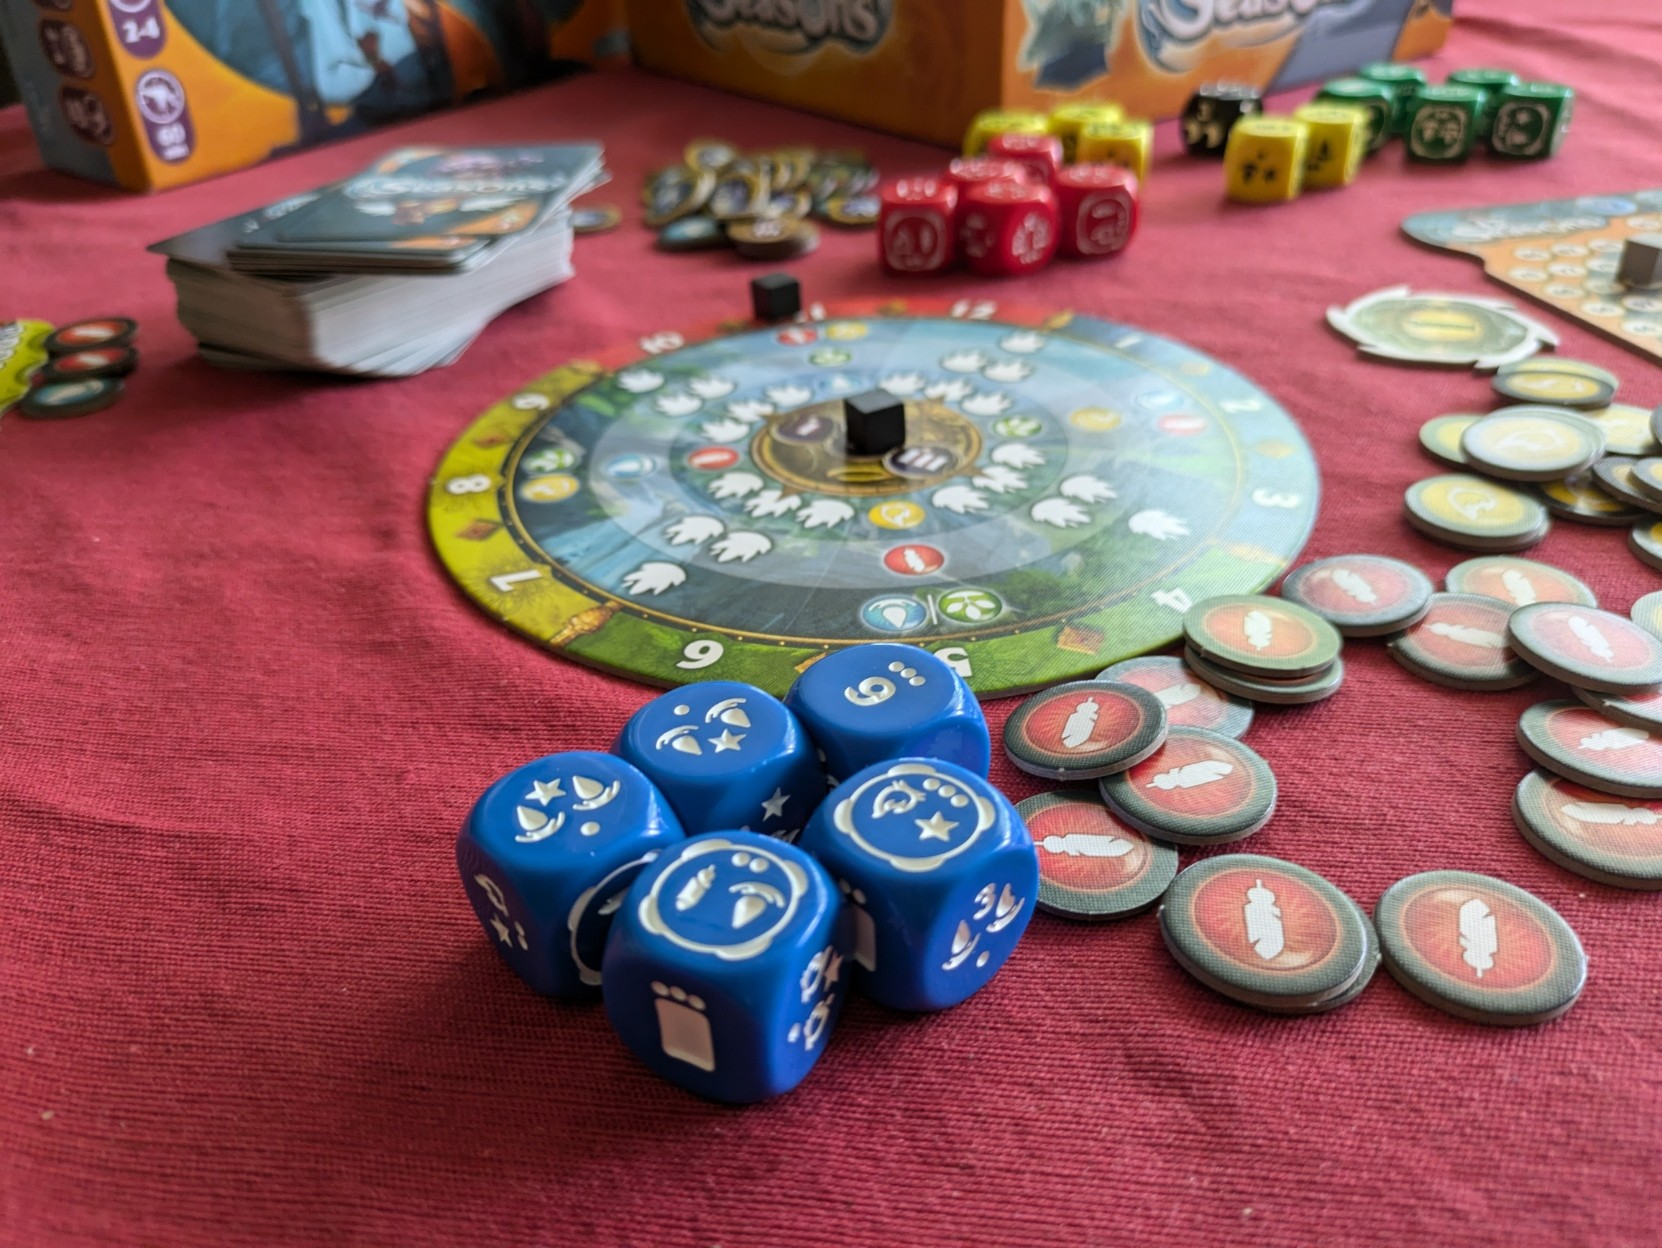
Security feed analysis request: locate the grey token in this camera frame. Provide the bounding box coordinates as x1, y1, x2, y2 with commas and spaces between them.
655, 215, 728, 252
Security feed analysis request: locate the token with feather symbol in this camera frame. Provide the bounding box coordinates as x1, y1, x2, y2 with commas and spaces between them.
1158, 855, 1377, 1014
1512, 770, 1662, 890
1002, 680, 1167, 780
1374, 870, 1586, 1026
1280, 554, 1433, 637
1099, 728, 1276, 846
1516, 701, 1662, 799
1182, 594, 1342, 679
1020, 791, 1179, 921
1507, 603, 1662, 693
1387, 593, 1538, 691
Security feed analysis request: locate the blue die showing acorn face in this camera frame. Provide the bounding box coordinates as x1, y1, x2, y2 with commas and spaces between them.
799, 757, 1038, 1012
613, 681, 825, 840
602, 831, 852, 1103
784, 643, 991, 783
456, 751, 685, 998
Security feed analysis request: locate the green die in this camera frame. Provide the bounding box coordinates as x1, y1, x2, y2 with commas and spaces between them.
1446, 67, 1519, 143
1405, 84, 1485, 163
1358, 61, 1429, 135
1490, 82, 1575, 159
1315, 77, 1395, 153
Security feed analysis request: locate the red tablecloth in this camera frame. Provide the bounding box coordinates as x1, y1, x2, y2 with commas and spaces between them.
5, 4, 1662, 1244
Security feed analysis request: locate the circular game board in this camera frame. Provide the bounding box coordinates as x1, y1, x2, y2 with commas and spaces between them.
429, 298, 1319, 697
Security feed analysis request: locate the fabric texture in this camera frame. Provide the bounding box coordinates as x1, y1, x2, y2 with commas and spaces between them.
4, 3, 1661, 1243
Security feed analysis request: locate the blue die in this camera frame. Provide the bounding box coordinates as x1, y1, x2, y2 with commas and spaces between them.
798, 757, 1037, 1012
785, 643, 990, 783
613, 681, 825, 840
456, 751, 685, 998
602, 831, 852, 1103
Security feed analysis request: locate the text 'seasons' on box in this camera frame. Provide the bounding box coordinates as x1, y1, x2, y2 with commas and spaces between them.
0, 0, 629, 191
626, 0, 1454, 148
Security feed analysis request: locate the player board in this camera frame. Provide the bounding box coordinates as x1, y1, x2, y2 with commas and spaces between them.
428, 298, 1319, 698
1403, 189, 1662, 365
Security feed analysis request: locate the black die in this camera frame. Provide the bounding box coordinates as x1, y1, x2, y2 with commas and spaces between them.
1181, 82, 1264, 158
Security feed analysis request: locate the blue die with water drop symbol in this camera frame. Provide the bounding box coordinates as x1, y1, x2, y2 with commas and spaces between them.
613, 681, 825, 840
798, 757, 1038, 1012
785, 642, 990, 784
602, 831, 852, 1103
455, 751, 685, 998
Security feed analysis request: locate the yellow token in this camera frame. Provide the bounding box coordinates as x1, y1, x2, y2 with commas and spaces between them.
826, 321, 868, 341
520, 474, 580, 503
869, 500, 925, 529
1069, 407, 1122, 431
1405, 473, 1547, 550
1581, 404, 1657, 456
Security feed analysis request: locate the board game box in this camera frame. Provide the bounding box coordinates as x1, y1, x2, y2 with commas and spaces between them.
0, 0, 628, 191
626, 0, 1453, 147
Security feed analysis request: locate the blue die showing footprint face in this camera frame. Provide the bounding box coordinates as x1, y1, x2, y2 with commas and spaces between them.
785, 643, 990, 782
603, 832, 852, 1103
457, 751, 684, 998
614, 682, 825, 839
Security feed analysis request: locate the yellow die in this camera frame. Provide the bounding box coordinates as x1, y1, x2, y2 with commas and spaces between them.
1077, 118, 1153, 183
1047, 102, 1125, 163
1293, 103, 1368, 189
1225, 115, 1310, 204
963, 109, 1050, 157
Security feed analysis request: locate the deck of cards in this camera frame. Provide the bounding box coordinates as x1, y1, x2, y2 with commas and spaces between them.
150, 142, 607, 377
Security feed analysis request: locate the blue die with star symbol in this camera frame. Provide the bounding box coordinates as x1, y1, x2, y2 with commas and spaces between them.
784, 643, 990, 784
613, 681, 825, 840
798, 757, 1038, 1012
455, 751, 685, 999
602, 830, 853, 1103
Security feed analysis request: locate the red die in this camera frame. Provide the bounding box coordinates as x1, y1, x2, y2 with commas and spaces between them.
879, 176, 959, 275
958, 179, 1059, 278
945, 157, 1031, 206
1054, 164, 1140, 259
986, 133, 1064, 186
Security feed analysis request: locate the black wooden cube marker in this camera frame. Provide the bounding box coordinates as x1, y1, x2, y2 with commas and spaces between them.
750, 272, 802, 322
844, 389, 906, 457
